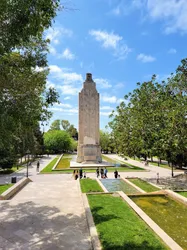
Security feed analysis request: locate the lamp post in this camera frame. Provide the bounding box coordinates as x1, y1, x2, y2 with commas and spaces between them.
26, 149, 30, 178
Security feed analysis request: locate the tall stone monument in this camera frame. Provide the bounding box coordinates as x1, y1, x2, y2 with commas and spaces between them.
77, 73, 102, 163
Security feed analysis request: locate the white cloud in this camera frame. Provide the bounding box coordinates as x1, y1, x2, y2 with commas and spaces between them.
49, 45, 57, 55
64, 96, 71, 100
115, 82, 124, 88
95, 78, 112, 89
89, 30, 131, 60
101, 95, 118, 103
59, 48, 75, 60
101, 94, 129, 105
49, 65, 83, 83
46, 80, 56, 89
146, 0, 187, 34
100, 106, 113, 110
57, 85, 81, 95
109, 0, 145, 16
100, 111, 112, 116
109, 0, 187, 34
80, 62, 83, 68
137, 53, 156, 63
168, 48, 177, 54
55, 103, 72, 108
49, 107, 78, 113
46, 26, 73, 43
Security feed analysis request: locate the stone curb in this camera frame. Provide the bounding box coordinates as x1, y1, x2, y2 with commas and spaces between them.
52, 154, 63, 170
0, 177, 32, 200
95, 178, 108, 193
146, 180, 162, 189
118, 191, 183, 250
165, 189, 187, 206
82, 194, 102, 250
122, 177, 146, 193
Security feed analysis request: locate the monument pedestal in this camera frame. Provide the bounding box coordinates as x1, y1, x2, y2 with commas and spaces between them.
77, 144, 102, 163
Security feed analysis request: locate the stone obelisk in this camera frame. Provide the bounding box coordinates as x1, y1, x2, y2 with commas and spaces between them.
77, 73, 102, 163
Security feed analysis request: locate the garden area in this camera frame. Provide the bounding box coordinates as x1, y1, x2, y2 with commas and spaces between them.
87, 194, 168, 250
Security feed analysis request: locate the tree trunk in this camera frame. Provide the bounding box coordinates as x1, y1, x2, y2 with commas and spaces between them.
151, 156, 153, 162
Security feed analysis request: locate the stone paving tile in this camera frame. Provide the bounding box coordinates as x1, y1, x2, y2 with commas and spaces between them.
0, 176, 92, 250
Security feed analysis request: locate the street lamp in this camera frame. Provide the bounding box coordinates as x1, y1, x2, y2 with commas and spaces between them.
26, 149, 30, 178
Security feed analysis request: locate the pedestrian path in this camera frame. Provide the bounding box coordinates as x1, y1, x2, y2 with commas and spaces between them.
103, 154, 184, 178
0, 175, 91, 250
0, 155, 57, 184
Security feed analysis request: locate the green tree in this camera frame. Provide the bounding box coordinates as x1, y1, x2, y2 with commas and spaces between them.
50, 120, 61, 131
61, 120, 70, 131
44, 130, 72, 153
0, 0, 60, 168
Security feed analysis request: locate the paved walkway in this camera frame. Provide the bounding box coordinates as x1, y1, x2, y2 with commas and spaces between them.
0, 155, 57, 184
0, 153, 184, 250
102, 154, 184, 179
0, 175, 91, 250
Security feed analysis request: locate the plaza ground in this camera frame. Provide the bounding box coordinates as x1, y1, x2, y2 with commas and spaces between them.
0, 154, 185, 250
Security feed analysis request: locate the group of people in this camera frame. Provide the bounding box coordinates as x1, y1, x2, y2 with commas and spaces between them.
96, 167, 120, 179
73, 167, 120, 180
96, 167, 108, 178
73, 168, 86, 180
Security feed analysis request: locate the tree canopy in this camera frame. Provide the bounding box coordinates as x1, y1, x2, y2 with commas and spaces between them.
109, 59, 187, 169
0, 0, 60, 168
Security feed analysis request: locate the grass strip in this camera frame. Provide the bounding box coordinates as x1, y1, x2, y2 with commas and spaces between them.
131, 195, 187, 250
0, 184, 14, 195
88, 194, 168, 250
41, 156, 59, 173
80, 179, 103, 193
177, 191, 187, 198
55, 154, 72, 169
102, 155, 145, 170
128, 178, 160, 193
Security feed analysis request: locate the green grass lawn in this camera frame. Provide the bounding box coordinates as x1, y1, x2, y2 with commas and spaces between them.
55, 154, 73, 169
128, 178, 160, 193
41, 156, 59, 173
177, 191, 187, 198
80, 179, 103, 193
102, 155, 145, 171
0, 184, 14, 195
0, 165, 23, 175
88, 194, 168, 250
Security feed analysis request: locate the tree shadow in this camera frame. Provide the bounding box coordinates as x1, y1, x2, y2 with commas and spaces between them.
0, 200, 91, 250
101, 239, 167, 250
91, 206, 120, 225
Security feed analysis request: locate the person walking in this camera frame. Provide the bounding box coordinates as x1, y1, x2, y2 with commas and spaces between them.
75, 170, 79, 180
83, 171, 86, 178
96, 168, 99, 178
37, 161, 40, 173
114, 169, 118, 179
79, 168, 83, 179
104, 167, 108, 178
100, 168, 104, 178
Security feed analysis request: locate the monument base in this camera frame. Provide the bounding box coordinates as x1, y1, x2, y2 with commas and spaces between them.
76, 144, 102, 163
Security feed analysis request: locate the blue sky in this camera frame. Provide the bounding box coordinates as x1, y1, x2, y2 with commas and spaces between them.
45, 0, 187, 131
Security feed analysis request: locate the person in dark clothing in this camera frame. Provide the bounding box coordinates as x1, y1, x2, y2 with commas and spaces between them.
37, 161, 40, 173
104, 167, 108, 178
100, 168, 104, 178
96, 168, 99, 178
79, 168, 83, 179
75, 170, 79, 180
114, 170, 118, 179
